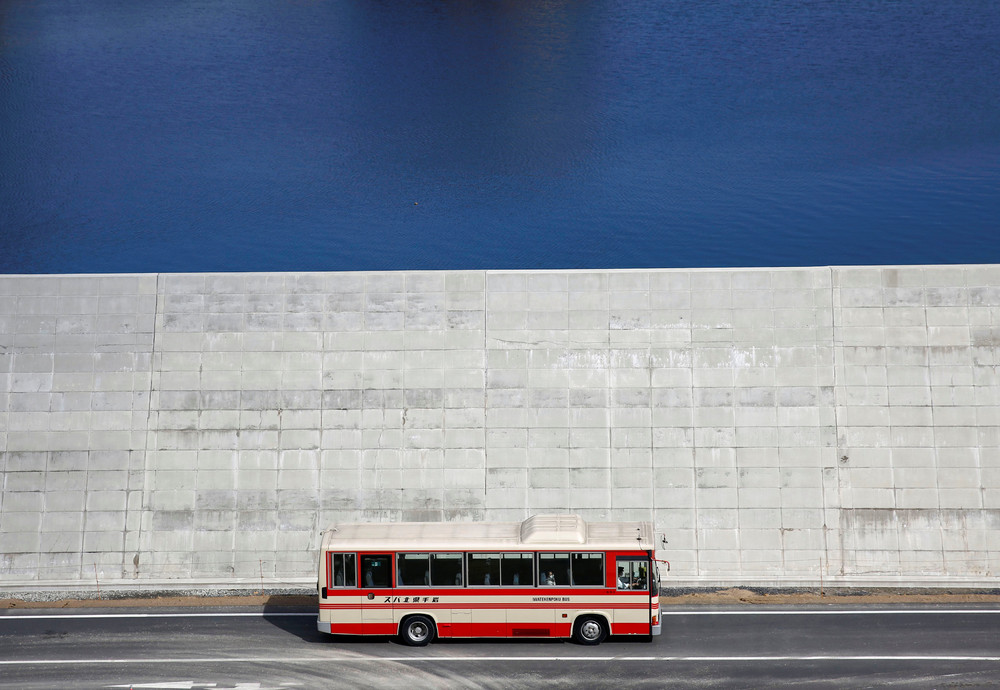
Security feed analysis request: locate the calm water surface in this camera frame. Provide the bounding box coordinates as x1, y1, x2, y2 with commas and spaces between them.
1, 0, 998, 273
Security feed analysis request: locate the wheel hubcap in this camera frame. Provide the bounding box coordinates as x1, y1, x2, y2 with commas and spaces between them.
582, 621, 601, 640
410, 622, 428, 641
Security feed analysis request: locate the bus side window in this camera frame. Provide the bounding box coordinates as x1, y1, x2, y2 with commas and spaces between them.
570, 552, 604, 586
468, 553, 500, 586
331, 553, 357, 588
539, 553, 570, 586
430, 553, 463, 586
616, 557, 648, 591
334, 554, 344, 586
361, 554, 392, 588
500, 552, 534, 586
398, 553, 430, 587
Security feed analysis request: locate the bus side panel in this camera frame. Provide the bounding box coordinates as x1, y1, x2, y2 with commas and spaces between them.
506, 590, 556, 637
551, 620, 573, 638
612, 621, 652, 635
471, 606, 506, 637
612, 593, 652, 635
431, 597, 468, 638
362, 595, 396, 636
445, 606, 471, 637
319, 591, 365, 636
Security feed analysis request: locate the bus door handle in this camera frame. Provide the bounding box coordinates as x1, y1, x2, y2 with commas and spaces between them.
367, 593, 375, 600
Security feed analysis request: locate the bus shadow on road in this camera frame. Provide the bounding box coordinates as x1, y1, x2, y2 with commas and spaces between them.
261, 597, 327, 643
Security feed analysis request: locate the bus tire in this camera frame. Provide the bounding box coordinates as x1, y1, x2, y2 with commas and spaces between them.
573, 615, 608, 645
400, 615, 436, 646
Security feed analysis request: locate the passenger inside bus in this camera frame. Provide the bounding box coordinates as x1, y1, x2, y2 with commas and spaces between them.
362, 556, 390, 588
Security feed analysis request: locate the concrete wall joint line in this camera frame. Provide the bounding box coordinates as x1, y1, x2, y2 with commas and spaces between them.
130, 271, 163, 581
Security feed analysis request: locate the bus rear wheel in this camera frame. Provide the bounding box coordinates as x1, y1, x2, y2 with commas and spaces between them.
400, 615, 436, 646
573, 616, 607, 645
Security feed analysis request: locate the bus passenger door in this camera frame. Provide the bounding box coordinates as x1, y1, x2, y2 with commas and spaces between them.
613, 556, 650, 635
359, 553, 395, 635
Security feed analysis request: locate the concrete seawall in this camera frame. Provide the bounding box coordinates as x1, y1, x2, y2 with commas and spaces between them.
1, 266, 999, 592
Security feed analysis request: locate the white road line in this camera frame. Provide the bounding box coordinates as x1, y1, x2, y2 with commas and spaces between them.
658, 609, 1000, 616
0, 613, 316, 620
1, 655, 999, 665
4, 609, 1000, 621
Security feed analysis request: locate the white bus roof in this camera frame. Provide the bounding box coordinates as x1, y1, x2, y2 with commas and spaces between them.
320, 514, 654, 552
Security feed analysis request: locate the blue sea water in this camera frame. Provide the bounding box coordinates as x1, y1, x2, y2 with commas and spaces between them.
1, 0, 998, 273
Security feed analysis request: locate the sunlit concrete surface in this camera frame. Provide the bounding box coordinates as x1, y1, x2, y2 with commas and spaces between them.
1, 266, 998, 591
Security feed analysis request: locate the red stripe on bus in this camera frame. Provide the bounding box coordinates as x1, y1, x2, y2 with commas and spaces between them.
319, 602, 651, 611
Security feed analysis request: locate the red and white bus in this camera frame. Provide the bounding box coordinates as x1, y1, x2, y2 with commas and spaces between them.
317, 514, 662, 646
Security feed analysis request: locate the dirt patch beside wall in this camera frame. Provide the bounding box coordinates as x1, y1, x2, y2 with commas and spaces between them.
1, 594, 314, 609
660, 587, 1000, 605
5, 588, 1000, 609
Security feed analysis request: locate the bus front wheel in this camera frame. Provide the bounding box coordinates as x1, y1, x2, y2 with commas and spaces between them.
573, 616, 608, 645
400, 615, 436, 646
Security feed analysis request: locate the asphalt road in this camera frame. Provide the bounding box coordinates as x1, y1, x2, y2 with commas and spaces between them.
2, 605, 999, 689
